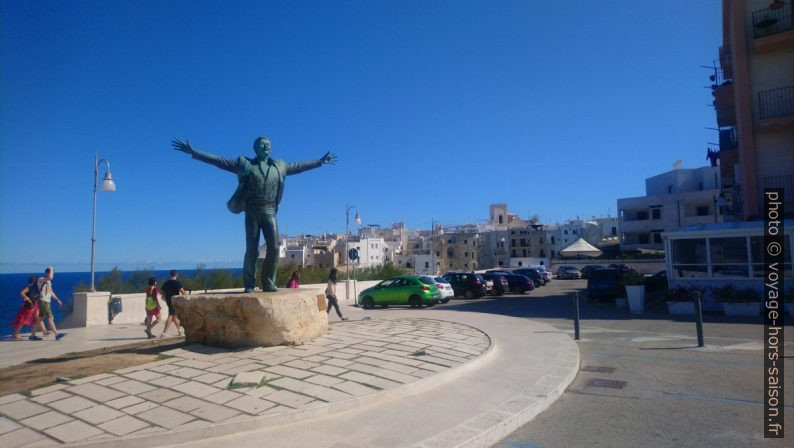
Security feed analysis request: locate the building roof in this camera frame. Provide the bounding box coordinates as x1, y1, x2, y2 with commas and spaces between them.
662, 220, 794, 239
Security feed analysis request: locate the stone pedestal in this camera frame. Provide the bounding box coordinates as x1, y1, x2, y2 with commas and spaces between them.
172, 289, 329, 348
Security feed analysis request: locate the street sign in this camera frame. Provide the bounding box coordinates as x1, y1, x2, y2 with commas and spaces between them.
348, 248, 359, 261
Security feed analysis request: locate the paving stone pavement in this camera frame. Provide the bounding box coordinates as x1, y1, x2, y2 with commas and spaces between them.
0, 318, 490, 447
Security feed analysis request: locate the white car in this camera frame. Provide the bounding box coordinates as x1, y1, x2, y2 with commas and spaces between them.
432, 276, 455, 303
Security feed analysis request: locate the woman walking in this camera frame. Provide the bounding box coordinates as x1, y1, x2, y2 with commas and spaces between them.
144, 277, 162, 338
10, 276, 44, 340
286, 271, 300, 288
325, 268, 348, 321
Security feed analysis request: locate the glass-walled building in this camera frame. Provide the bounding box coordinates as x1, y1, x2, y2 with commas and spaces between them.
663, 220, 792, 307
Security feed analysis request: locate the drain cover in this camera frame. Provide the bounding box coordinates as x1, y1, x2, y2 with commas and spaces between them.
581, 366, 616, 373
587, 378, 626, 389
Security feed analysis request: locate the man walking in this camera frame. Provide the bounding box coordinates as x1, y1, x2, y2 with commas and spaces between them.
29, 267, 66, 341
160, 270, 185, 338
172, 136, 336, 292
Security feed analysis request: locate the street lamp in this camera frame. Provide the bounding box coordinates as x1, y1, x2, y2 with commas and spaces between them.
90, 155, 116, 291
431, 219, 442, 275
345, 204, 361, 302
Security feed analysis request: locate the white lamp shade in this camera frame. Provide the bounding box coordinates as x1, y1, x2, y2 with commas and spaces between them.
100, 171, 116, 192
354, 214, 362, 226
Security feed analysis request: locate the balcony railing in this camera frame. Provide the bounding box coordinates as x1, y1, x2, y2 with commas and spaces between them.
752, 2, 793, 38
759, 86, 794, 120
763, 175, 794, 200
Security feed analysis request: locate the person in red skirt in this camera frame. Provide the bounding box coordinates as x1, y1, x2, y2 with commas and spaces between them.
144, 277, 162, 339
11, 276, 45, 340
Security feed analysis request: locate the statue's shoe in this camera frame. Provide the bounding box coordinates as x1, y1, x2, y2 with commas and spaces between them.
262, 285, 278, 293
243, 288, 255, 293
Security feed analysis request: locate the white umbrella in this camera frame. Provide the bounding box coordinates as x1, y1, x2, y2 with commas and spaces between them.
560, 238, 602, 258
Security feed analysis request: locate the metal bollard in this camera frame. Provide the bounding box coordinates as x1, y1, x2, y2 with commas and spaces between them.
694, 291, 704, 347
572, 291, 581, 340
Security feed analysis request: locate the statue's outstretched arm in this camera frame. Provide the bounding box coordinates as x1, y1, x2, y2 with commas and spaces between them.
171, 138, 238, 173
286, 151, 337, 175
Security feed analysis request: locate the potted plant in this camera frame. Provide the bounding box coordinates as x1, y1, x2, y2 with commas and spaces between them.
612, 283, 627, 308
713, 284, 762, 316
660, 285, 704, 315
619, 271, 646, 314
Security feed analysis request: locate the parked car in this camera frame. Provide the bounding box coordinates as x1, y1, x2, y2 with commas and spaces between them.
442, 272, 487, 299
580, 265, 604, 278
555, 266, 582, 279
513, 268, 546, 286
501, 274, 535, 294
358, 275, 441, 309
480, 273, 509, 296
608, 263, 637, 274
529, 265, 552, 283
645, 270, 668, 292
431, 276, 455, 303
586, 268, 622, 300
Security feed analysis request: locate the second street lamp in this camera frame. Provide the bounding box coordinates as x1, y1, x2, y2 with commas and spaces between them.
90, 155, 117, 292
345, 204, 362, 303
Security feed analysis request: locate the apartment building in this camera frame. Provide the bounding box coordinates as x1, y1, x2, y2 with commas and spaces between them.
618, 165, 722, 250
713, 0, 794, 219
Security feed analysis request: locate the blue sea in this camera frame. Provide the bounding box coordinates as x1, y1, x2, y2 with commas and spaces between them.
0, 268, 242, 332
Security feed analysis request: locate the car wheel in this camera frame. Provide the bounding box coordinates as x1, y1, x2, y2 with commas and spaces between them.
464, 290, 474, 300
409, 295, 422, 308
381, 304, 389, 309
441, 299, 450, 304
425, 302, 435, 308
362, 296, 375, 310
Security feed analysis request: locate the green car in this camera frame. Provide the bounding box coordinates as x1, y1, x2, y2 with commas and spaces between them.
358, 275, 441, 309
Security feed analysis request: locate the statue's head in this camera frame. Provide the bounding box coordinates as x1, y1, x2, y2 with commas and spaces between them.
253, 137, 272, 160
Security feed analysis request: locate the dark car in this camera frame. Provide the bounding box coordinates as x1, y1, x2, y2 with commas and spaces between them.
442, 272, 487, 299
580, 265, 604, 278
608, 263, 637, 274
480, 273, 509, 296
502, 274, 535, 294
512, 268, 546, 286
586, 268, 622, 300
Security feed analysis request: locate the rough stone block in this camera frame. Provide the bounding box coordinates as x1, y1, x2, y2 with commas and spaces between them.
173, 289, 328, 348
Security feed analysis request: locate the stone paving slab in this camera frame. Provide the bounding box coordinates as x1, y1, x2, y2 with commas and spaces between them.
0, 318, 490, 447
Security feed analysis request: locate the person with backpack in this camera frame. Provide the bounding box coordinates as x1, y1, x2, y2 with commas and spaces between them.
144, 277, 162, 339
11, 276, 46, 340
29, 267, 66, 341
325, 268, 348, 321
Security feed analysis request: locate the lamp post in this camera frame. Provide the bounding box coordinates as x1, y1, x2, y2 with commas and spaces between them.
500, 237, 506, 267
473, 233, 480, 271
431, 219, 442, 275
90, 155, 117, 291
345, 204, 361, 302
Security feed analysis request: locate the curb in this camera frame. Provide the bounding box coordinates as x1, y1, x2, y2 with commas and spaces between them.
413, 332, 580, 448
61, 320, 498, 448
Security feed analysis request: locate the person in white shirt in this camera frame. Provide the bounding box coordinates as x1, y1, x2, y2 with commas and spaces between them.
30, 267, 66, 341
325, 268, 348, 321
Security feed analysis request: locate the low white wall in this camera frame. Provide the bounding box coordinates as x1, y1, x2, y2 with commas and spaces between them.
62, 280, 384, 327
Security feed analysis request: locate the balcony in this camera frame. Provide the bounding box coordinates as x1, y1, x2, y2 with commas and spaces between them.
719, 127, 737, 150
752, 2, 793, 38
758, 86, 794, 129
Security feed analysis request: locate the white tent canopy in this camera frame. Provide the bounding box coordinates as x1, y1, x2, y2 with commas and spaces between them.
559, 238, 602, 258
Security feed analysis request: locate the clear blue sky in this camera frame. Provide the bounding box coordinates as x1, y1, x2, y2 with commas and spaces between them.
0, 0, 721, 273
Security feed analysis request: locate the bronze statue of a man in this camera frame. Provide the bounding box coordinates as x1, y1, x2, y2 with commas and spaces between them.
172, 137, 336, 292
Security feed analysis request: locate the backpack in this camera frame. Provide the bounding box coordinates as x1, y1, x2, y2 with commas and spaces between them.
28, 277, 42, 301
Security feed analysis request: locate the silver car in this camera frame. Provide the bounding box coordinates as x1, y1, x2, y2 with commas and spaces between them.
555, 266, 582, 279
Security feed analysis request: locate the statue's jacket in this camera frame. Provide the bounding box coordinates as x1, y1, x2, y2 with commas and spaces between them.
191, 149, 322, 214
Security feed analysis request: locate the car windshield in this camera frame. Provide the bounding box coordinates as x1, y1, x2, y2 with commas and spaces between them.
475, 274, 486, 282
562, 267, 577, 271
434, 276, 449, 284
419, 276, 435, 285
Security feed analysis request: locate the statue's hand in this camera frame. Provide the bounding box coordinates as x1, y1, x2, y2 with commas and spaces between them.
321, 151, 337, 165
171, 138, 195, 155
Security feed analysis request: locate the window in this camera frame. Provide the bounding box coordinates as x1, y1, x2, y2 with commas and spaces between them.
551, 236, 555, 244
518, 261, 523, 266
638, 234, 650, 244
512, 239, 516, 246
551, 250, 555, 257
611, 227, 617, 236
425, 262, 429, 269
499, 215, 504, 224
512, 250, 516, 257
464, 252, 469, 257
696, 206, 710, 217
540, 238, 544, 244
573, 230, 577, 234
564, 230, 568, 235
637, 211, 649, 220
652, 208, 661, 220
540, 250, 545, 257
751, 236, 792, 278
653, 232, 662, 244
464, 239, 468, 244
447, 249, 454, 258
671, 238, 708, 278
668, 185, 673, 194
520, 238, 526, 246
522, 249, 527, 257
